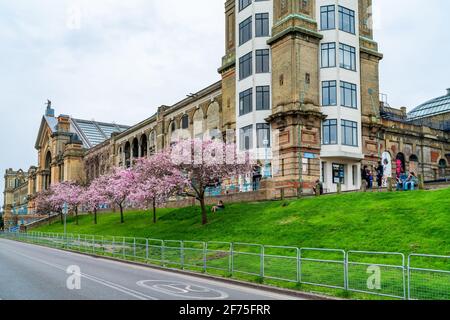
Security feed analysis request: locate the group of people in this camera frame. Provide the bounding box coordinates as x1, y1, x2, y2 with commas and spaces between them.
362, 161, 386, 190
362, 160, 418, 192
396, 172, 419, 191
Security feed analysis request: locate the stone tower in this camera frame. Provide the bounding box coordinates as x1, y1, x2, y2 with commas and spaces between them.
219, 0, 238, 139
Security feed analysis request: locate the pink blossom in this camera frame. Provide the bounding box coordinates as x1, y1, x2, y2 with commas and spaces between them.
170, 139, 253, 225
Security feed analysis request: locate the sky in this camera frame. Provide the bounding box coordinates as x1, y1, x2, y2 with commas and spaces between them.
1, 0, 449, 208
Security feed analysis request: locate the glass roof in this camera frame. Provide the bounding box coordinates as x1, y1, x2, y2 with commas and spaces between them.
408, 89, 450, 120
71, 119, 129, 148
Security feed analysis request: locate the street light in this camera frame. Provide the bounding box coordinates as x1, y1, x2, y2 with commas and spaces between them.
263, 139, 271, 178
62, 202, 68, 240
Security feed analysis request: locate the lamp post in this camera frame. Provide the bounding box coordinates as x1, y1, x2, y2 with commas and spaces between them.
263, 139, 270, 178
62, 202, 68, 239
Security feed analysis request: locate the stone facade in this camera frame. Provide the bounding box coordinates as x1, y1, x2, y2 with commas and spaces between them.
2, 0, 450, 228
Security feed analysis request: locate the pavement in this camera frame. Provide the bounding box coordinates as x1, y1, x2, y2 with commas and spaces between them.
0, 239, 303, 300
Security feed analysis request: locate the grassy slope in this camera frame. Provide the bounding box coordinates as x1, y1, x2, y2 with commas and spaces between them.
35, 188, 450, 255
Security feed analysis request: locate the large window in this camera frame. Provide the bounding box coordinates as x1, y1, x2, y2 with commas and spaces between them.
255, 13, 269, 37
239, 52, 253, 80
341, 120, 358, 146
323, 119, 337, 145
339, 43, 356, 71
322, 81, 337, 106
320, 5, 335, 30
321, 42, 336, 68
239, 16, 252, 46
257, 123, 271, 148
240, 125, 253, 151
340, 81, 357, 109
239, 88, 253, 116
239, 0, 252, 12
256, 49, 270, 73
338, 6, 355, 34
256, 86, 270, 110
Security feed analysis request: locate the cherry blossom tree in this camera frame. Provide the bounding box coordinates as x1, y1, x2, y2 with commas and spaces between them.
49, 182, 84, 225
33, 189, 57, 225
82, 178, 109, 225
130, 152, 187, 223
171, 139, 253, 225
98, 168, 136, 224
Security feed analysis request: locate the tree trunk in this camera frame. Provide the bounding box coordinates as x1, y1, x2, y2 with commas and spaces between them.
60, 212, 63, 225
75, 206, 79, 225
94, 207, 97, 225
199, 197, 208, 225
152, 198, 157, 224
119, 204, 124, 224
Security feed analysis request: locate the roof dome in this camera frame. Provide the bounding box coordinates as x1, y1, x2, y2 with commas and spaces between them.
408, 89, 450, 120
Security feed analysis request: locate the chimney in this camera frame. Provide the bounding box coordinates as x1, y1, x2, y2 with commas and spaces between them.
57, 115, 71, 132
446, 88, 450, 96
400, 107, 407, 116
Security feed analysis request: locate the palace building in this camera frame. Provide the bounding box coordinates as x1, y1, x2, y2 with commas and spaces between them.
3, 0, 450, 228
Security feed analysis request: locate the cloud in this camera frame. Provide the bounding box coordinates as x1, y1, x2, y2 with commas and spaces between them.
375, 0, 450, 108
0, 0, 449, 207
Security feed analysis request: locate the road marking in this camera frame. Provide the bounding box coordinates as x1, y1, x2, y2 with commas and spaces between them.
137, 280, 229, 300
1, 245, 158, 300
1, 239, 300, 300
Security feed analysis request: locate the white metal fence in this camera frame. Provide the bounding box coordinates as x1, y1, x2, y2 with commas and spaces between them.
1, 231, 448, 300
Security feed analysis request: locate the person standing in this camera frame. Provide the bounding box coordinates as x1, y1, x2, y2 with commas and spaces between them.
376, 161, 384, 190
368, 171, 374, 190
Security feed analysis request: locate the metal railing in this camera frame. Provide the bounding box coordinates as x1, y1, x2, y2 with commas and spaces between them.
1, 231, 448, 300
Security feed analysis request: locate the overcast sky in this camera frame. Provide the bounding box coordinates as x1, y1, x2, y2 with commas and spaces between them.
1, 0, 449, 208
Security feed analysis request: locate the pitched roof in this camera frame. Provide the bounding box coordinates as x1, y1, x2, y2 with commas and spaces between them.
70, 118, 130, 149
34, 115, 130, 150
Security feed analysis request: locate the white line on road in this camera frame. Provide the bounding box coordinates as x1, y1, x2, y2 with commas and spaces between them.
1, 245, 158, 300
1, 239, 301, 300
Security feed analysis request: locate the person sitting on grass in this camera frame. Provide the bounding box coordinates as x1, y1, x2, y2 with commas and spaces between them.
211, 200, 225, 213
396, 173, 407, 191
404, 172, 418, 191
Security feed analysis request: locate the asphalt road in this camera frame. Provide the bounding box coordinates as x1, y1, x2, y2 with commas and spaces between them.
0, 239, 301, 300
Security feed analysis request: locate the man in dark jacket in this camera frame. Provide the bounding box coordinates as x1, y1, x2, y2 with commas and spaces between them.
376, 161, 384, 189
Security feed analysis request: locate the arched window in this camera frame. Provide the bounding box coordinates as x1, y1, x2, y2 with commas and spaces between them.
193, 109, 204, 139
149, 131, 156, 155
439, 159, 447, 178
149, 131, 155, 147
132, 138, 139, 158
140, 134, 148, 157
44, 151, 52, 190
409, 155, 419, 174
396, 153, 406, 176
206, 102, 221, 140
169, 121, 179, 145
181, 114, 189, 129
409, 155, 419, 162
124, 142, 131, 168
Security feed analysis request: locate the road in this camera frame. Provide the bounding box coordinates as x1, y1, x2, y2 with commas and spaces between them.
0, 239, 301, 300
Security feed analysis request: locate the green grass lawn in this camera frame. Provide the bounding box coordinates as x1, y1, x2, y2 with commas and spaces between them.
28, 188, 450, 299
35, 188, 450, 255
